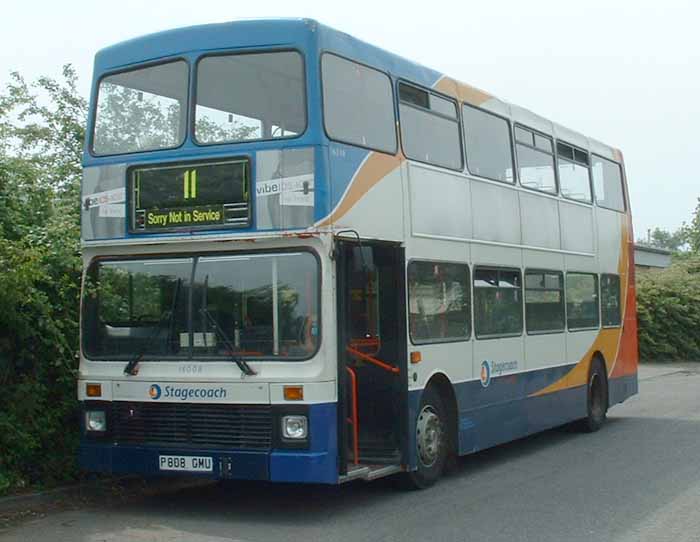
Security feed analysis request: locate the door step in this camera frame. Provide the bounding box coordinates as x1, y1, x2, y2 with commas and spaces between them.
339, 463, 403, 483
358, 441, 401, 465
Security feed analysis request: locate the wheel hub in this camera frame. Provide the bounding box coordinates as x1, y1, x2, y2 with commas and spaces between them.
416, 406, 442, 467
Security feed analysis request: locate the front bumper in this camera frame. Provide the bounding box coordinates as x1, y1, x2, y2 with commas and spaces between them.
79, 402, 338, 484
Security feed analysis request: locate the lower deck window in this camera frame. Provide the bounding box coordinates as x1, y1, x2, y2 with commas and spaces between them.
525, 270, 565, 333
408, 261, 470, 343
566, 272, 599, 330
474, 268, 523, 338
601, 274, 622, 326
82, 251, 319, 360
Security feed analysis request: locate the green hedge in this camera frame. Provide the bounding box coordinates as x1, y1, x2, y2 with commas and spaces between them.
637, 258, 700, 362
0, 67, 84, 495
0, 65, 254, 496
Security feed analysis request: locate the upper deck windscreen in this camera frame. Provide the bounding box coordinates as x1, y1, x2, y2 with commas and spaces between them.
194, 51, 306, 144
92, 60, 188, 155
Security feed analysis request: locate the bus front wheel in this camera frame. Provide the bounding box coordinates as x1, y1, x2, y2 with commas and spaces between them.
402, 385, 449, 489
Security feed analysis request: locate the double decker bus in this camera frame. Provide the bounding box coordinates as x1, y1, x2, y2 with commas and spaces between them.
78, 18, 638, 488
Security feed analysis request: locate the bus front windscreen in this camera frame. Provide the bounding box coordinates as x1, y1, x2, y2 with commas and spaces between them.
82, 251, 320, 360
92, 60, 189, 155
194, 51, 306, 144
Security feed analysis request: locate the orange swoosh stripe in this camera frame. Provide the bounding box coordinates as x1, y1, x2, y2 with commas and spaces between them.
531, 214, 632, 397
316, 152, 404, 227
318, 76, 491, 227
434, 76, 493, 106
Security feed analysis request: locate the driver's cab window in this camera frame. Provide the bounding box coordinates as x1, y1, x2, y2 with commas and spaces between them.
98, 267, 163, 324
88, 258, 191, 358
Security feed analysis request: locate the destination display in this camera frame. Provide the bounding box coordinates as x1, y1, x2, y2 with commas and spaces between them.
131, 160, 250, 231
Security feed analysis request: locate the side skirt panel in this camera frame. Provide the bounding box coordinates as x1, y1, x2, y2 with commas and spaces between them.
407, 367, 637, 466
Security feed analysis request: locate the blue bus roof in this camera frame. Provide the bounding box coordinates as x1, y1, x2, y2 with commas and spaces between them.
90, 18, 617, 159
93, 18, 443, 89
94, 18, 319, 72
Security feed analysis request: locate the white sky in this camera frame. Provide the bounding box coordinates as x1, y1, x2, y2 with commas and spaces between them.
4, 0, 699, 239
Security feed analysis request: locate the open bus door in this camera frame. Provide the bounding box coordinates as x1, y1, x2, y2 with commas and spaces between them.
335, 238, 408, 481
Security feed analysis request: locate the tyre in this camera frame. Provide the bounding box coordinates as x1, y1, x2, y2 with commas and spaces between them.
577, 357, 608, 433
401, 385, 450, 489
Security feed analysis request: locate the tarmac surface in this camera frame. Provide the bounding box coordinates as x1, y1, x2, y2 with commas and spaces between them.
1, 364, 699, 542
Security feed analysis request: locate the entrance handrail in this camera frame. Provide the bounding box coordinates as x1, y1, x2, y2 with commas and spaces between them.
346, 346, 400, 375
345, 366, 360, 465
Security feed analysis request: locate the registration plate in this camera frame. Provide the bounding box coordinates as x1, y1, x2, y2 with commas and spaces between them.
159, 455, 213, 472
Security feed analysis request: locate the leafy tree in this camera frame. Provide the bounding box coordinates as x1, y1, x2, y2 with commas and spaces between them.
636, 227, 686, 253
0, 65, 259, 494
682, 198, 700, 254
0, 66, 86, 493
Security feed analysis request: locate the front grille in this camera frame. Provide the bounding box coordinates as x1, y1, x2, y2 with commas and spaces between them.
112, 402, 273, 450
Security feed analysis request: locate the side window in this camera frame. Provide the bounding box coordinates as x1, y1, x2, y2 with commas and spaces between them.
515, 126, 556, 194
592, 155, 626, 212
462, 105, 514, 183
398, 82, 463, 170
322, 54, 397, 153
524, 270, 565, 333
566, 273, 599, 330
601, 274, 622, 327
408, 261, 470, 343
474, 268, 523, 338
558, 142, 592, 203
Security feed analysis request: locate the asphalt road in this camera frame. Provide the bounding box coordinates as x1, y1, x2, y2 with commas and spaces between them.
2, 364, 700, 542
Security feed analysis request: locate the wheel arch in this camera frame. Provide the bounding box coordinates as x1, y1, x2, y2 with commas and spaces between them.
424, 372, 459, 454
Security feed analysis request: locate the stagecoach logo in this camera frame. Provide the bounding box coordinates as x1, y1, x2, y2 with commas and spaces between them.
480, 361, 492, 388
149, 384, 162, 400
480, 360, 520, 388
147, 383, 228, 401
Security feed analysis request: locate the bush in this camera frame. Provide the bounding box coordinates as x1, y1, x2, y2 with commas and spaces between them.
0, 67, 84, 495
636, 258, 700, 362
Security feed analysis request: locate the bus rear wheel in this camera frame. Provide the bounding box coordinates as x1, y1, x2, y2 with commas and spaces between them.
578, 357, 608, 433
401, 385, 449, 489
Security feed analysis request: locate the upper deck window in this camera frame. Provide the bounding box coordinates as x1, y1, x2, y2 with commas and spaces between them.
321, 54, 397, 153
557, 141, 592, 203
592, 155, 626, 212
398, 83, 463, 170
92, 60, 188, 156
195, 51, 306, 145
515, 126, 556, 194
463, 105, 514, 183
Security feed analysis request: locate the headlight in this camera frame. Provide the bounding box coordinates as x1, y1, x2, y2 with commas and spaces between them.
281, 415, 308, 440
85, 410, 107, 432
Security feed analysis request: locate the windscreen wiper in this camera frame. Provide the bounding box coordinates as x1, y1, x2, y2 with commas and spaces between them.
199, 307, 256, 376
124, 278, 182, 376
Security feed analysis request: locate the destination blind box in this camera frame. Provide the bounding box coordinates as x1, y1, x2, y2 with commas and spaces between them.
129, 159, 251, 233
